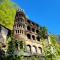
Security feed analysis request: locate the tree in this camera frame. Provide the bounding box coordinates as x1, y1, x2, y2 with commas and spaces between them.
0, 0, 18, 30
7, 35, 24, 60
42, 35, 60, 60
39, 26, 48, 39
7, 36, 16, 60
50, 35, 60, 59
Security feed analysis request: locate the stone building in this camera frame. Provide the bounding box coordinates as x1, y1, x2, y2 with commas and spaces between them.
13, 9, 47, 57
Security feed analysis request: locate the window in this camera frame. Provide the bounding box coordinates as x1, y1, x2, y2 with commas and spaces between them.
18, 18, 24, 23
32, 35, 35, 40
38, 47, 42, 54
26, 45, 31, 52
16, 30, 17, 33
20, 30, 21, 33
27, 26, 31, 31
16, 30, 19, 34
22, 30, 23, 34
37, 36, 40, 41
32, 28, 35, 32
18, 30, 19, 33
18, 19, 20, 22
32, 46, 37, 53
36, 30, 39, 33
21, 25, 22, 27
19, 24, 22, 27
27, 34, 31, 39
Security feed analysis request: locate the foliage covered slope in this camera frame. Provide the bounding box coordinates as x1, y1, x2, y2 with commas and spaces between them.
0, 0, 18, 30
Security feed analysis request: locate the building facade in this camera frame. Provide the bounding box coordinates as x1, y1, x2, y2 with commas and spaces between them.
13, 9, 46, 56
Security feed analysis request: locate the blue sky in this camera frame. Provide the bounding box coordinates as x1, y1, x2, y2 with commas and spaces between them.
13, 0, 60, 35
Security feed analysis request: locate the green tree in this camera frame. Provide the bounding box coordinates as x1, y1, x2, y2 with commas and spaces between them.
7, 36, 16, 60
50, 35, 60, 59
0, 0, 18, 30
42, 35, 60, 60
39, 27, 48, 39
7, 35, 23, 60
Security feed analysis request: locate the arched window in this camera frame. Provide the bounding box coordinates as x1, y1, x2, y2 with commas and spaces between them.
32, 28, 35, 32
26, 45, 31, 52
27, 34, 31, 39
37, 36, 40, 41
36, 30, 39, 33
27, 26, 31, 31
32, 35, 35, 40
38, 47, 42, 54
32, 46, 37, 53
